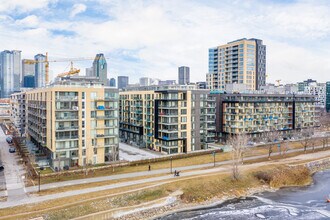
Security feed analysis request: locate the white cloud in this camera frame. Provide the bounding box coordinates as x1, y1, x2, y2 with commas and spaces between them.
0, 0, 55, 13
70, 3, 87, 18
15, 15, 39, 28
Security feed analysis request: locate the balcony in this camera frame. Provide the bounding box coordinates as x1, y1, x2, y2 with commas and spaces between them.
158, 120, 178, 125
56, 106, 79, 111
95, 133, 116, 138
96, 124, 115, 129
95, 115, 116, 119
56, 116, 79, 121
56, 126, 79, 131
56, 96, 78, 101
159, 129, 178, 133
56, 135, 79, 141
158, 105, 178, 109
158, 113, 178, 117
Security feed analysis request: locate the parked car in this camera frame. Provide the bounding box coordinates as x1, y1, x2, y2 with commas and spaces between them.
63, 165, 69, 171
9, 147, 16, 153
6, 137, 12, 144
0, 164, 4, 171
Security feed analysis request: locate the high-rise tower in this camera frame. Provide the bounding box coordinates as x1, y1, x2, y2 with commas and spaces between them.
178, 66, 190, 85
0, 50, 21, 98
93, 53, 107, 85
206, 38, 266, 90
34, 54, 46, 88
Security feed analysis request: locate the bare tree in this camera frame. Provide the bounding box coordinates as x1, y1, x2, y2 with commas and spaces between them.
227, 133, 249, 181
298, 127, 314, 153
281, 140, 290, 157
262, 130, 281, 159
322, 135, 329, 150
319, 112, 330, 132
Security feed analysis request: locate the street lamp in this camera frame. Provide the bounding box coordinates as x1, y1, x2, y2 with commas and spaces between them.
38, 171, 41, 192
170, 156, 173, 174
213, 151, 216, 167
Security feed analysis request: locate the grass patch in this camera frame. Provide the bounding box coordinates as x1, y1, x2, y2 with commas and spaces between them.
254, 165, 311, 188
39, 167, 53, 174
33, 173, 166, 196
179, 172, 261, 203
34, 139, 317, 185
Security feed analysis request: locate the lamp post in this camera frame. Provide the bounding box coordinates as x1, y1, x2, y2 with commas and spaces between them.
213, 151, 216, 167
170, 156, 173, 174
38, 171, 41, 192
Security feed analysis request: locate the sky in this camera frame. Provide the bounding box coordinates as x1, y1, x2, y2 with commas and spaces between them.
0, 0, 329, 84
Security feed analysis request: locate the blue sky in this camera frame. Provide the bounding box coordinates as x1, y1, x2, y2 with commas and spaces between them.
0, 0, 329, 84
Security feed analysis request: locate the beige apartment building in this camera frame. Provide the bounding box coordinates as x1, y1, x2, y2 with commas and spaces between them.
25, 78, 119, 169
207, 38, 266, 90
119, 87, 216, 154
10, 91, 30, 135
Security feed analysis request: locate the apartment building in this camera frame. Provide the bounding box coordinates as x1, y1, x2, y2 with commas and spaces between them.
211, 92, 318, 141
10, 91, 28, 136
25, 78, 119, 168
119, 88, 216, 154
304, 82, 326, 108
207, 38, 266, 91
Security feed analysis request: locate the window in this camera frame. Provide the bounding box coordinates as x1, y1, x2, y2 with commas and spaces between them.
82, 149, 86, 156
181, 109, 187, 115
181, 117, 187, 122
82, 111, 85, 119
82, 140, 85, 147
82, 92, 85, 99
82, 102, 85, 109
181, 124, 187, 130
82, 121, 85, 128
94, 148, 97, 154
90, 92, 97, 99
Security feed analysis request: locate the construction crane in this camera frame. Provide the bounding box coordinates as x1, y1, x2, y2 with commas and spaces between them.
56, 62, 80, 78
24, 53, 107, 84
276, 79, 282, 86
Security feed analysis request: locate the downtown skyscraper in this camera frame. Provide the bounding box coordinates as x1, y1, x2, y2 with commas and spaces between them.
34, 54, 46, 88
93, 53, 107, 85
178, 66, 190, 85
0, 50, 21, 98
206, 38, 266, 90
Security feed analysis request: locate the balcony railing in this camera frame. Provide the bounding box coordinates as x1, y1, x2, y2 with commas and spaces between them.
56, 135, 79, 140
56, 116, 79, 120
56, 126, 79, 131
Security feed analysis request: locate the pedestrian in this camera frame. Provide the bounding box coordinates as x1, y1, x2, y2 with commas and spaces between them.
174, 170, 177, 176
148, 164, 151, 171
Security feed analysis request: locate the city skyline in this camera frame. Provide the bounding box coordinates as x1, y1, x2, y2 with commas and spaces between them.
0, 1, 329, 84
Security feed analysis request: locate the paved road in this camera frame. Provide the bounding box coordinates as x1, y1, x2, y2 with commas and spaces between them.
119, 142, 162, 161
0, 127, 27, 202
